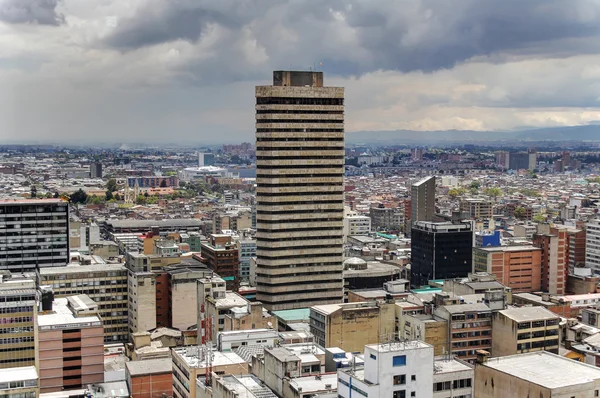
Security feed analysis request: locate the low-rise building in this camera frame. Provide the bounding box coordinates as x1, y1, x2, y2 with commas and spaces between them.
125, 358, 173, 398
309, 300, 396, 352
474, 351, 600, 397
433, 303, 492, 362
0, 366, 38, 398
492, 307, 560, 357
172, 347, 248, 398
433, 357, 474, 398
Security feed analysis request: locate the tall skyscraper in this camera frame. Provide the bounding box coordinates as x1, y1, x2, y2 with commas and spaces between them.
411, 176, 436, 223
255, 71, 345, 310
0, 199, 69, 272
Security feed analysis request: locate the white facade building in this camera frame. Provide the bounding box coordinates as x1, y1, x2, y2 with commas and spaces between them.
343, 215, 372, 242
587, 220, 600, 273
338, 341, 434, 398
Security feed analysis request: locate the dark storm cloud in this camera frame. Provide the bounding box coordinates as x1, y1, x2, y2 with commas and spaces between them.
0, 0, 64, 25
103, 0, 600, 75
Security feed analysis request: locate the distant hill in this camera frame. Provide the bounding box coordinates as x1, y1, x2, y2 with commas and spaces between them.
346, 125, 600, 145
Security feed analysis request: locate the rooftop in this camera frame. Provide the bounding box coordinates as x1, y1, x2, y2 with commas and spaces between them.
0, 365, 37, 384
173, 346, 247, 369
481, 351, 600, 389
40, 263, 126, 275
38, 297, 101, 330
0, 198, 65, 205
476, 245, 541, 252
499, 307, 559, 322
440, 302, 491, 314
126, 358, 172, 376
433, 357, 473, 374
288, 373, 338, 393
366, 341, 432, 353
272, 308, 311, 322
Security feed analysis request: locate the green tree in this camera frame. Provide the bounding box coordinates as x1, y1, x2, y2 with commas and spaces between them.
484, 187, 503, 200
470, 181, 481, 190
106, 178, 118, 193
514, 207, 526, 220
30, 185, 37, 198
520, 188, 540, 197
159, 179, 167, 188
105, 190, 114, 201
136, 194, 147, 205
533, 214, 546, 223
70, 189, 88, 204
53, 191, 60, 198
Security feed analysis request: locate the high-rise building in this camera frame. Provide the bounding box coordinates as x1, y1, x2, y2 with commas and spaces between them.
255, 70, 345, 310
89, 162, 102, 179
509, 152, 536, 171
473, 246, 542, 293
200, 234, 240, 291
587, 220, 600, 273
0, 199, 69, 272
410, 221, 473, 288
411, 176, 436, 224
0, 272, 38, 370
533, 225, 568, 295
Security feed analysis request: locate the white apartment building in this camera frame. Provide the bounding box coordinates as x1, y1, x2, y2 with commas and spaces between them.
337, 341, 434, 398
586, 220, 600, 273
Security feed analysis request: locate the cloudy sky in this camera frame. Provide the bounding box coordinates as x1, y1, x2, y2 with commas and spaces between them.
2, 0, 600, 144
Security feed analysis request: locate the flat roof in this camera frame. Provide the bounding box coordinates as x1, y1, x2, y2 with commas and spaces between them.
433, 358, 473, 374
40, 263, 126, 275
106, 219, 206, 228
366, 341, 432, 353
173, 347, 247, 368
476, 245, 541, 252
499, 307, 559, 322
126, 358, 172, 376
0, 198, 65, 205
0, 366, 38, 383
272, 308, 311, 322
441, 303, 491, 314
288, 373, 337, 393
482, 351, 600, 389
38, 297, 101, 329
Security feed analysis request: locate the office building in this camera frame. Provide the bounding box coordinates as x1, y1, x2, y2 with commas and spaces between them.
255, 70, 345, 310
509, 150, 536, 171
0, 199, 69, 272
473, 246, 542, 293
38, 295, 104, 393
474, 351, 600, 397
237, 237, 256, 282
492, 307, 560, 357
460, 198, 493, 220
411, 176, 436, 223
434, 303, 492, 362
410, 221, 473, 288
127, 176, 179, 188
0, 367, 38, 398
0, 272, 37, 370
89, 162, 102, 179
369, 206, 403, 231
309, 301, 396, 352
200, 234, 240, 291
40, 264, 128, 343
495, 151, 509, 169
343, 210, 371, 241
587, 220, 600, 273
533, 226, 568, 295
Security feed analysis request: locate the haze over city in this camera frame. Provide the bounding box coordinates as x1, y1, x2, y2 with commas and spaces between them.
4, 0, 600, 144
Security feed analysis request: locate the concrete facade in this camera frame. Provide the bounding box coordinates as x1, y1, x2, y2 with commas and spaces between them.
309, 301, 396, 353
491, 307, 560, 357
126, 358, 173, 398
40, 264, 128, 342
255, 70, 345, 310
411, 176, 436, 224
0, 273, 37, 370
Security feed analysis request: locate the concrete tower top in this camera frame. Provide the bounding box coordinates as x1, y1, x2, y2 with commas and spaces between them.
272, 70, 323, 87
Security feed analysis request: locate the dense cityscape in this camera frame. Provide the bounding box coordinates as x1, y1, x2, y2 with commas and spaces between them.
2, 70, 600, 397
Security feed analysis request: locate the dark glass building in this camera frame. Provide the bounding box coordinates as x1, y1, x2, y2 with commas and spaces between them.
410, 221, 473, 288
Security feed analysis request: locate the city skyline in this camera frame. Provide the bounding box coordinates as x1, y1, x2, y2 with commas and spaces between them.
4, 1, 600, 144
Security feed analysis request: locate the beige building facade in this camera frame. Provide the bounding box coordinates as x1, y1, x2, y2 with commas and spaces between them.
255, 70, 345, 310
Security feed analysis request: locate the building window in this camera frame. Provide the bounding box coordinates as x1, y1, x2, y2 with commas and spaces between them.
392, 391, 406, 398
393, 355, 406, 367
393, 375, 406, 385
370, 354, 377, 360
411, 375, 416, 381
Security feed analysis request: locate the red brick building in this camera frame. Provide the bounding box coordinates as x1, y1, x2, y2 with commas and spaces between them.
126, 358, 173, 398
